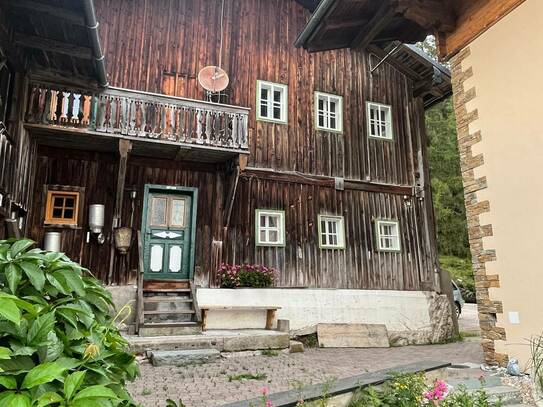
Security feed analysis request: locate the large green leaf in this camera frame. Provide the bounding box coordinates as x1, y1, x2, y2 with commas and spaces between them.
0, 346, 12, 359
73, 385, 119, 401
21, 362, 68, 389
6, 393, 31, 407
38, 332, 64, 363
0, 391, 16, 405
45, 273, 68, 295
64, 371, 86, 400
71, 400, 115, 407
0, 375, 17, 389
0, 297, 21, 326
0, 356, 34, 374
5, 263, 22, 294
18, 261, 45, 291
57, 269, 85, 297
27, 313, 56, 346
10, 239, 34, 258
35, 392, 63, 407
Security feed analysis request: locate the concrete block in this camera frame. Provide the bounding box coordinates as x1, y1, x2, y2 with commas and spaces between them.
289, 340, 304, 353
150, 349, 220, 366
317, 323, 389, 348
222, 332, 289, 352
277, 319, 290, 332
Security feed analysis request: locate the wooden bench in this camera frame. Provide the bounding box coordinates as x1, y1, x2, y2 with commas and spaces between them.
200, 306, 281, 331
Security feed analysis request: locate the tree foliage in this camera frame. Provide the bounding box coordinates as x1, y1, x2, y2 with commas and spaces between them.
418, 36, 470, 259
0, 239, 139, 406
426, 99, 470, 258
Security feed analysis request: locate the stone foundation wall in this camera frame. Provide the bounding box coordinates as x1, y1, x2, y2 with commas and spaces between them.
450, 48, 506, 366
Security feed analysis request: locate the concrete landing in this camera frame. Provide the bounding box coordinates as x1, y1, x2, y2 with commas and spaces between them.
127, 329, 290, 353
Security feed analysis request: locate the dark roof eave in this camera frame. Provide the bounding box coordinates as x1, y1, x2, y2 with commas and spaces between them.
294, 0, 336, 48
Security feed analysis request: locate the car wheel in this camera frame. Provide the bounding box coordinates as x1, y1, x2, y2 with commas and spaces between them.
455, 302, 462, 318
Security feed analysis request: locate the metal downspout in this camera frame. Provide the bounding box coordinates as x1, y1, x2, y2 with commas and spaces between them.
82, 0, 108, 87
294, 0, 336, 48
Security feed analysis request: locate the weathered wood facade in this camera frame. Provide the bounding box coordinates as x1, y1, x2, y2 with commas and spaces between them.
0, 0, 449, 295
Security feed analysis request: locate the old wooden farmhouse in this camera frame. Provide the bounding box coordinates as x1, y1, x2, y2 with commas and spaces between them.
0, 0, 453, 343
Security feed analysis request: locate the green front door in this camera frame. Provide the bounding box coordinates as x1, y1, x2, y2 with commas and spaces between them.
142, 186, 197, 280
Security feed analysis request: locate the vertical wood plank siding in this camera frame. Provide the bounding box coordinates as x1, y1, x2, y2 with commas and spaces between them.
22, 0, 439, 291
94, 0, 419, 184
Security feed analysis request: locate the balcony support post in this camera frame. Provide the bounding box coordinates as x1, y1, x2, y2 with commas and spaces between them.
107, 138, 132, 283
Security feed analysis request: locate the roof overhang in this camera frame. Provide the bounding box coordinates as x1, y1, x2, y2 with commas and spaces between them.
0, 0, 107, 87
295, 0, 526, 61
295, 0, 455, 53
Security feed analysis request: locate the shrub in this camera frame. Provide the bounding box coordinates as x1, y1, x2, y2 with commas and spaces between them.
217, 264, 278, 288
349, 373, 502, 407
0, 239, 139, 406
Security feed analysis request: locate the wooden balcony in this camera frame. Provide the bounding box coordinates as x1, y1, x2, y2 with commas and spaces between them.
24, 83, 250, 162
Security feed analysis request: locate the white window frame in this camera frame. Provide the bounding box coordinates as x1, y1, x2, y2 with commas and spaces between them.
315, 91, 343, 133
256, 209, 285, 247
318, 215, 345, 249
375, 219, 401, 252
367, 102, 393, 140
256, 81, 288, 124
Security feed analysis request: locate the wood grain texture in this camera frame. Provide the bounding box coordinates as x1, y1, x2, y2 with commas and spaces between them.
441, 0, 526, 59
19, 0, 440, 292
94, 0, 421, 185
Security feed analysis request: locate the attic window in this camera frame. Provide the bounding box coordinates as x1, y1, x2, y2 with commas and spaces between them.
45, 190, 80, 225
315, 92, 343, 132
367, 102, 393, 140
257, 81, 288, 124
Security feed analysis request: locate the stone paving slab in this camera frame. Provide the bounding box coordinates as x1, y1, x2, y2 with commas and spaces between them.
127, 340, 483, 407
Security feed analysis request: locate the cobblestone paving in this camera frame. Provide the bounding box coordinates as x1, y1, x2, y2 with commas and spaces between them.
128, 341, 483, 407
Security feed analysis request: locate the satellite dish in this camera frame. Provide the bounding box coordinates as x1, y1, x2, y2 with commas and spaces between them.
198, 66, 229, 93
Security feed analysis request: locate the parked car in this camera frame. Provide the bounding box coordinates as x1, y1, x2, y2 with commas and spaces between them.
452, 281, 465, 317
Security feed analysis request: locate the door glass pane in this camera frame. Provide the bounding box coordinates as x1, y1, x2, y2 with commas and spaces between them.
169, 245, 182, 273
151, 197, 167, 226
150, 244, 164, 272
170, 199, 186, 227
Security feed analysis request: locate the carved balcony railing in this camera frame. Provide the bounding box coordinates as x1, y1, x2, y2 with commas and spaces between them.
25, 83, 249, 151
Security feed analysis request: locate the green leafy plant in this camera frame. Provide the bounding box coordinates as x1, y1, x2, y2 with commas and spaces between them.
0, 239, 139, 406
165, 399, 186, 407
349, 373, 502, 407
228, 372, 267, 382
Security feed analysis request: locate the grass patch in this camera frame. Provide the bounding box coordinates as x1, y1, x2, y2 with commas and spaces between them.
295, 333, 318, 348
460, 331, 480, 339
261, 349, 279, 357
228, 372, 267, 382
141, 389, 152, 396
440, 255, 476, 303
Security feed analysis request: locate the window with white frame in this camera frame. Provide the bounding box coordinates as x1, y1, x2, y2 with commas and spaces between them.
315, 92, 343, 132
367, 102, 393, 140
318, 215, 345, 249
376, 220, 401, 251
256, 210, 285, 246
257, 81, 288, 123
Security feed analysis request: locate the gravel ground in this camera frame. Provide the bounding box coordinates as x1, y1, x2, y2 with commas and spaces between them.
502, 374, 537, 406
